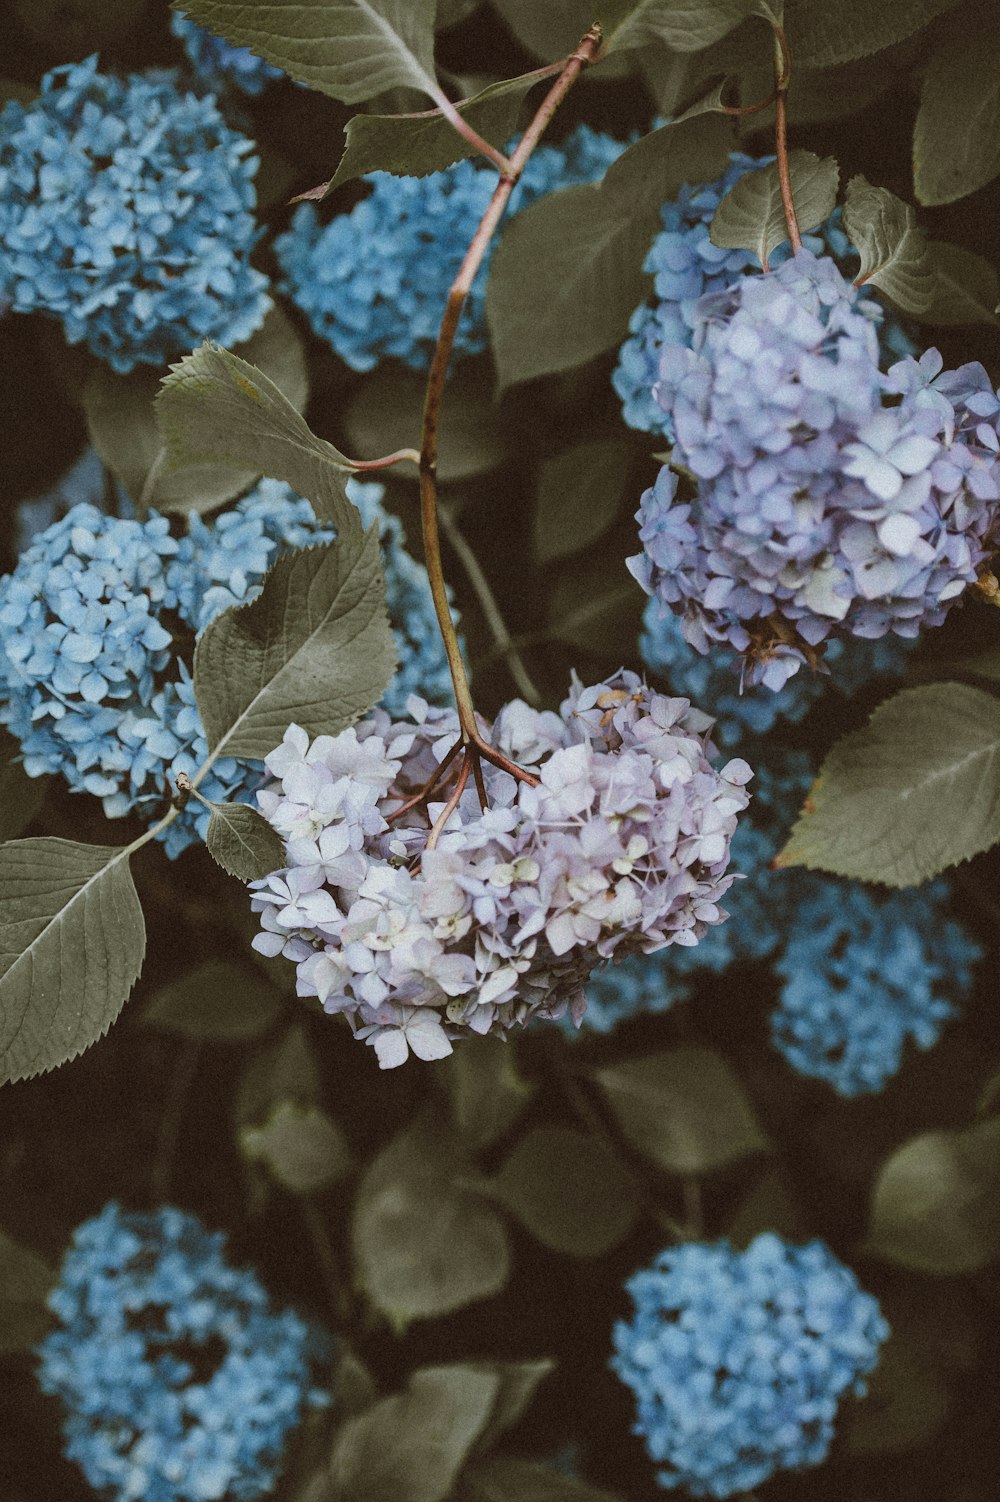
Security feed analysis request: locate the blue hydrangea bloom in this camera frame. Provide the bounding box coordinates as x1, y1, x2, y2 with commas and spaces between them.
14, 446, 110, 556
37, 1203, 329, 1502
0, 56, 271, 372
611, 1234, 889, 1497
275, 124, 626, 372
613, 152, 914, 436
772, 877, 981, 1095
170, 11, 283, 95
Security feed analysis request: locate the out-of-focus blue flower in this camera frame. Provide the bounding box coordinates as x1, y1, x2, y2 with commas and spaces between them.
772, 876, 981, 1095
0, 55, 270, 372
275, 125, 627, 373
13, 447, 110, 556
170, 11, 283, 95
611, 1233, 889, 1497
37, 1203, 329, 1502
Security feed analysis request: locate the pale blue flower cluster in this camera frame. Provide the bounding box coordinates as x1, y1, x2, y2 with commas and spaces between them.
611, 1234, 888, 1497
170, 11, 283, 95
0, 55, 270, 372
613, 153, 913, 436
772, 877, 981, 1095
274, 125, 626, 372
0, 477, 454, 855
37, 1203, 328, 1502
629, 254, 1000, 689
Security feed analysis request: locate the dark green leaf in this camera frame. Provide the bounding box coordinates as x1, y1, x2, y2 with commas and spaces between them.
342, 365, 507, 481
467, 1360, 554, 1455
329, 1364, 501, 1502
488, 1125, 639, 1257
241, 1101, 353, 1193
143, 960, 283, 1042
0, 1227, 55, 1356
778, 683, 1000, 886
709, 150, 839, 269
462, 1457, 625, 1502
594, 1046, 768, 1175
204, 800, 287, 881
491, 0, 631, 59
156, 341, 358, 535
534, 440, 628, 564
445, 1036, 533, 1151
488, 113, 731, 389
0, 730, 47, 843
846, 1333, 950, 1455
436, 0, 481, 25
0, 839, 145, 1084
922, 241, 1000, 326
172, 0, 441, 104
783, 0, 965, 69
607, 0, 776, 56
235, 1024, 322, 1129
725, 1167, 806, 1248
352, 1116, 510, 1325
842, 176, 934, 314
914, 32, 1000, 205
866, 1116, 1000, 1273
193, 534, 396, 761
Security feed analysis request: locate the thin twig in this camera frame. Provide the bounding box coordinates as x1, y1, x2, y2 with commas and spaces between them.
346, 447, 421, 472
770, 23, 801, 257
427, 85, 512, 174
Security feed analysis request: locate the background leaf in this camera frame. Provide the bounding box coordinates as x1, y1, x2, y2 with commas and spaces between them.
0, 729, 47, 843
0, 838, 144, 1084
709, 151, 839, 269
241, 1101, 353, 1193
462, 1457, 625, 1501
783, 0, 965, 69
922, 241, 1000, 326
594, 1046, 768, 1174
913, 32, 1000, 206
607, 0, 773, 56
193, 534, 396, 760
342, 364, 508, 481
143, 960, 283, 1042
444, 1036, 534, 1152
842, 176, 934, 314
778, 683, 1000, 886
533, 440, 628, 564
488, 1125, 639, 1256
204, 800, 287, 881
0, 1227, 55, 1356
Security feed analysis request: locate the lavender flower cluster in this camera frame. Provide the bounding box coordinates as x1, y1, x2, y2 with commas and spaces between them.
250, 670, 752, 1066
611, 1234, 889, 1497
0, 56, 270, 372
629, 251, 1000, 688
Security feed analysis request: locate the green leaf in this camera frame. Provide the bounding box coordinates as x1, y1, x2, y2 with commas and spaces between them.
235, 1024, 322, 1128
83, 306, 309, 513
467, 1360, 554, 1455
0, 1227, 55, 1356
241, 1101, 353, 1193
342, 365, 508, 482
783, 0, 965, 69
0, 838, 145, 1084
534, 440, 628, 565
778, 682, 1000, 886
488, 112, 731, 389
607, 0, 775, 55
444, 1036, 533, 1152
329, 1364, 501, 1502
462, 1457, 625, 1502
352, 1115, 510, 1326
487, 1125, 639, 1257
193, 534, 396, 761
846, 1332, 950, 1455
866, 1116, 1000, 1274
204, 800, 287, 881
913, 32, 1000, 205
491, 0, 630, 59
143, 960, 283, 1042
709, 150, 839, 269
156, 341, 358, 535
172, 0, 441, 104
842, 176, 934, 314
594, 1046, 768, 1175
922, 241, 1000, 326
0, 729, 47, 843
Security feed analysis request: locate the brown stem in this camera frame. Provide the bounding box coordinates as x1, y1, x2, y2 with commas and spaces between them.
425, 751, 474, 851
385, 736, 463, 825
347, 447, 421, 472
771, 24, 801, 259
720, 89, 778, 117
428, 85, 512, 174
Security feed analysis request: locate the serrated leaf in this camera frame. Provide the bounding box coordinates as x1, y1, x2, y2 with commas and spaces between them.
241, 1101, 352, 1193
608, 0, 774, 55
594, 1046, 768, 1175
0, 838, 145, 1084
329, 1364, 501, 1502
143, 960, 283, 1042
922, 241, 1000, 327
352, 1116, 510, 1325
913, 32, 1000, 205
778, 682, 1000, 886
193, 533, 396, 761
0, 1227, 55, 1356
445, 1036, 533, 1152
866, 1116, 1000, 1274
172, 0, 440, 105
204, 800, 287, 881
83, 306, 309, 513
534, 440, 628, 565
156, 342, 358, 535
783, 0, 965, 69
709, 150, 838, 269
342, 364, 507, 482
462, 1457, 625, 1502
842, 176, 934, 314
0, 730, 47, 843
488, 1125, 639, 1257
488, 112, 731, 389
